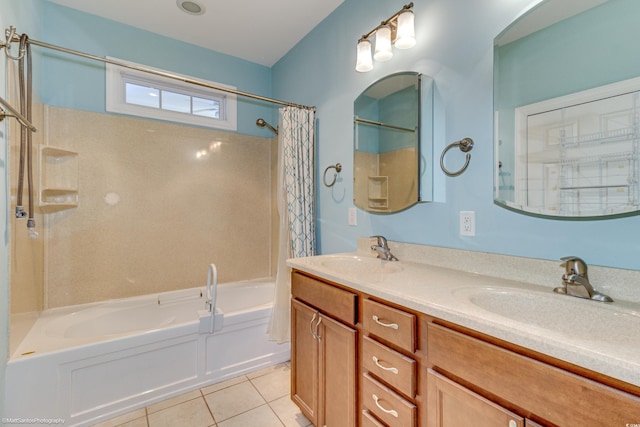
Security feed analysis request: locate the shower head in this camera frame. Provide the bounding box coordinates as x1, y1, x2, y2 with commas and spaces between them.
256, 118, 278, 135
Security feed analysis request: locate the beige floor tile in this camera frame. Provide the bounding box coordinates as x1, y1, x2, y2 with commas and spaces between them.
250, 369, 291, 402
204, 381, 266, 422
246, 362, 290, 380
119, 417, 150, 427
201, 375, 248, 395
269, 395, 312, 427
147, 390, 201, 414
217, 405, 284, 427
148, 397, 214, 427
90, 408, 146, 427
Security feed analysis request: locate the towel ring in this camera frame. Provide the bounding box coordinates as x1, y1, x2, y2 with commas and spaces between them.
323, 163, 342, 187
440, 138, 474, 177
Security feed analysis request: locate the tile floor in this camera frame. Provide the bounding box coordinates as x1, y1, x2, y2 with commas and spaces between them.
92, 362, 311, 427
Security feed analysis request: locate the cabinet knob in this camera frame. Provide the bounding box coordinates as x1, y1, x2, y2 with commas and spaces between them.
508, 420, 517, 427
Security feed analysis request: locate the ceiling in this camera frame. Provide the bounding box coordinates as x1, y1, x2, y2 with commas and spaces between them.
45, 0, 345, 67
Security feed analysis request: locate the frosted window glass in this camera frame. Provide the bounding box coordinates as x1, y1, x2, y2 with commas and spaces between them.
193, 97, 220, 118
162, 91, 191, 113
125, 83, 159, 108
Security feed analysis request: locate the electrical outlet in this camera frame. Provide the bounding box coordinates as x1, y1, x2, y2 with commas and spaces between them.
348, 207, 357, 226
460, 211, 475, 236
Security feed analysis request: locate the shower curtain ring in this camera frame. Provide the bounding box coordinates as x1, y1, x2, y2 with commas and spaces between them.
323, 163, 342, 187
3, 26, 25, 60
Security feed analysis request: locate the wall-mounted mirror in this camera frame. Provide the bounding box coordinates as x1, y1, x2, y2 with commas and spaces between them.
354, 72, 433, 213
494, 0, 640, 218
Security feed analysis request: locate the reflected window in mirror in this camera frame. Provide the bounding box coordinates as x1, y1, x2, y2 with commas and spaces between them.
494, 0, 640, 218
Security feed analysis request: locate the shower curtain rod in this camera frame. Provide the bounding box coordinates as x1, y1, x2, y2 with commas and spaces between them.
2, 27, 316, 111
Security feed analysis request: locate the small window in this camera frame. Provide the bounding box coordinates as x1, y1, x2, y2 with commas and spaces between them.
106, 58, 237, 131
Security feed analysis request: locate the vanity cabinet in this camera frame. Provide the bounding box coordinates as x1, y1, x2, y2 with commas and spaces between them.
290, 268, 640, 427
426, 322, 640, 426
291, 272, 358, 427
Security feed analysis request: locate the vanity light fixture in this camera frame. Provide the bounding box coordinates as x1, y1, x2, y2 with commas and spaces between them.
355, 3, 416, 72
355, 39, 374, 72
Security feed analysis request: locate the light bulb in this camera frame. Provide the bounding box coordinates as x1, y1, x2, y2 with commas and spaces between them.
355, 39, 373, 72
395, 10, 416, 49
374, 25, 393, 62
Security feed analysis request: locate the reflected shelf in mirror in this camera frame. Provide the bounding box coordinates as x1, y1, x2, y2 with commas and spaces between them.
353, 71, 433, 213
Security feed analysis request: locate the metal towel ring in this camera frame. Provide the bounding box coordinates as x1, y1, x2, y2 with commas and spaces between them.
323, 163, 342, 187
440, 138, 474, 177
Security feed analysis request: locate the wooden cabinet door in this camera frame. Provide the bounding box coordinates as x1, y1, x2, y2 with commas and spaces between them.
291, 299, 319, 425
318, 312, 357, 427
427, 370, 524, 427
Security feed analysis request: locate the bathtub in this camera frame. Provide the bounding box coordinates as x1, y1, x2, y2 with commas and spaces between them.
5, 278, 290, 427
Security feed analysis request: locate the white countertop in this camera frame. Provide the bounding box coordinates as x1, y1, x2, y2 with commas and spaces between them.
287, 246, 640, 389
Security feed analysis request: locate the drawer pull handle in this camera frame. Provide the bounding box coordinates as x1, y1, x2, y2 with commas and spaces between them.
372, 315, 399, 330
372, 356, 398, 374
315, 315, 322, 340
309, 312, 318, 339
372, 394, 398, 418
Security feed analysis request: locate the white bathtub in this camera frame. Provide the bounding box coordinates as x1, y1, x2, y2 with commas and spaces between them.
5, 278, 290, 427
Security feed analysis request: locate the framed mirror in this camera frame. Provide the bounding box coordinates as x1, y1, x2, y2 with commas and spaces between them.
494, 0, 640, 218
354, 72, 432, 213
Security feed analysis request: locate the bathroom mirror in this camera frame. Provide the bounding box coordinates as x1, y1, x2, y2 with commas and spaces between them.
354, 72, 432, 213
494, 0, 640, 218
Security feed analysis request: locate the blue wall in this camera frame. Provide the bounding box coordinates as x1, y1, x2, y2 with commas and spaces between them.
272, 0, 640, 271
38, 1, 278, 137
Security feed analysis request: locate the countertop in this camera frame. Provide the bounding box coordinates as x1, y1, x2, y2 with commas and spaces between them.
287, 247, 640, 389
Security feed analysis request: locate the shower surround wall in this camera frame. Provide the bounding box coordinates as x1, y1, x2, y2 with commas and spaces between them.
23, 106, 276, 309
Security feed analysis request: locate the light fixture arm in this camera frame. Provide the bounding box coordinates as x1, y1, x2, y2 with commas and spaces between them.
359, 2, 413, 42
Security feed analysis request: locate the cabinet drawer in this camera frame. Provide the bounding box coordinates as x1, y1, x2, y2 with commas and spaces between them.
363, 299, 416, 352
362, 409, 386, 427
292, 272, 357, 325
362, 373, 416, 427
363, 336, 416, 398
427, 323, 640, 426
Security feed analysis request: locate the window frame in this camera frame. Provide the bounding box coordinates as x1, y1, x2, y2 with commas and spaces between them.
106, 58, 237, 131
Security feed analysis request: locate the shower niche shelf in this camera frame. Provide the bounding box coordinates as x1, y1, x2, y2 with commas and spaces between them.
367, 176, 389, 211
39, 146, 78, 212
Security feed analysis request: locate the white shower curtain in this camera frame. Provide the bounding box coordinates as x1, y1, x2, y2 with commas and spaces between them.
268, 106, 316, 343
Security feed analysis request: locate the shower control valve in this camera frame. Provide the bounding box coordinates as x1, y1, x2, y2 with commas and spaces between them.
15, 206, 27, 218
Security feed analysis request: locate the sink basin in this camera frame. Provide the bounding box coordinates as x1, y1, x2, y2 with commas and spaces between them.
454, 286, 640, 346
319, 255, 403, 277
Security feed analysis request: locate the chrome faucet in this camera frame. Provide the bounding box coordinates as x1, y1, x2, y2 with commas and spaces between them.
554, 256, 613, 302
370, 235, 398, 261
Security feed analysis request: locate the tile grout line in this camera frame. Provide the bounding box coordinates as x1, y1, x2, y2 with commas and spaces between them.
200, 389, 218, 426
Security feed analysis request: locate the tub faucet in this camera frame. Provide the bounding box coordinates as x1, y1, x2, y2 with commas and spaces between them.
554, 256, 613, 302
370, 235, 398, 261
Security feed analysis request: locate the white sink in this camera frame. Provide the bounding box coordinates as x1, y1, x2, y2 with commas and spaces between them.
454, 286, 640, 346
319, 255, 403, 276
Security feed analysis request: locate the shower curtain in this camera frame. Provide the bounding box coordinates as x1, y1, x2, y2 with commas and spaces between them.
268, 106, 316, 343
